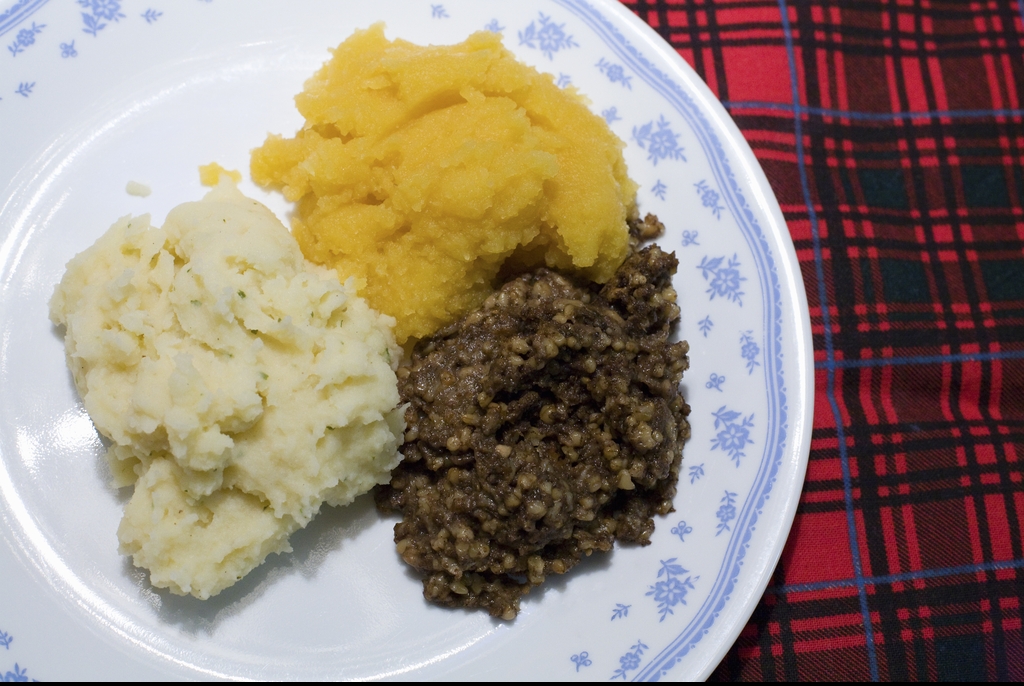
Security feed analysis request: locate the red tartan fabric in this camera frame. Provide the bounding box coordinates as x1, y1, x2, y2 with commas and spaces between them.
620, 0, 1024, 681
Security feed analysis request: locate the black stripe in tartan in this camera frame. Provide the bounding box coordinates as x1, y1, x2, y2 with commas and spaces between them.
701, 1, 735, 101
780, 386, 1024, 680
621, 0, 748, 100
685, 0, 730, 100
711, 569, 1024, 680
787, 1, 1024, 63
790, 1, 1024, 115
911, 137, 977, 360
801, 428, 1021, 506
868, 572, 1023, 680
710, 570, 874, 681
624, 1, 1024, 106
848, 425, 1024, 537
790, 116, 1023, 352
722, 110, 1024, 355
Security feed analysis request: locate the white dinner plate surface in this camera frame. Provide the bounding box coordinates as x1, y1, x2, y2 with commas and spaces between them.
0, 0, 812, 680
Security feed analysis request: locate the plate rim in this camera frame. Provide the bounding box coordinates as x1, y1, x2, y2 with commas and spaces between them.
570, 0, 814, 678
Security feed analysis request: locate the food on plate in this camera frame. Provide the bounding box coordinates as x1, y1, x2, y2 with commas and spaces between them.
251, 24, 638, 343
199, 162, 242, 187
375, 215, 690, 619
125, 181, 151, 197
49, 179, 405, 599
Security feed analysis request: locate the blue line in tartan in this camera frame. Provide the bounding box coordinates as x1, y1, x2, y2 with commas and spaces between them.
767, 557, 1024, 595
722, 100, 1024, 121
815, 349, 1024, 369
776, 0, 880, 679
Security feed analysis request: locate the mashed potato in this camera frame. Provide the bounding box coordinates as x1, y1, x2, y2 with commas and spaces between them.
50, 180, 405, 599
251, 25, 638, 343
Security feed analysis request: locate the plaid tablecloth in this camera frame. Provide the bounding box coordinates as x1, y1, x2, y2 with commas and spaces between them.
621, 0, 1024, 680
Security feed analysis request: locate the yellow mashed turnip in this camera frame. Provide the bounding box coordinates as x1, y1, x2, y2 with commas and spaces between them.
251, 24, 638, 343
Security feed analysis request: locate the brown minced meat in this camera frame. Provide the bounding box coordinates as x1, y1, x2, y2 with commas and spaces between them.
374, 215, 690, 620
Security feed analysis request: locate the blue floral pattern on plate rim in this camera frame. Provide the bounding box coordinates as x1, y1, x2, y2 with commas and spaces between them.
551, 0, 789, 679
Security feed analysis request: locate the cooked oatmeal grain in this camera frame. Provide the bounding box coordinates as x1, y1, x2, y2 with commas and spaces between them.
375, 215, 690, 619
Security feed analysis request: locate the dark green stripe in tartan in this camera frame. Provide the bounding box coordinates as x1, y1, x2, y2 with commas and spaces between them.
711, 569, 1023, 680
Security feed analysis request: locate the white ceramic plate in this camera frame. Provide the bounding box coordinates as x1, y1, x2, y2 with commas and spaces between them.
0, 0, 812, 680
